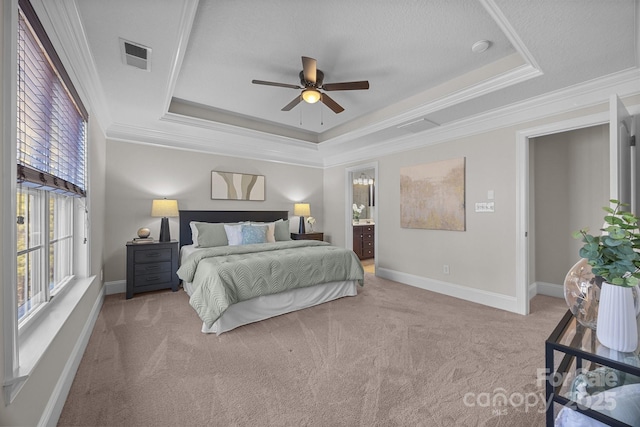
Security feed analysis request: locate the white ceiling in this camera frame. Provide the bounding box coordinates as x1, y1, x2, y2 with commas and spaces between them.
36, 0, 639, 164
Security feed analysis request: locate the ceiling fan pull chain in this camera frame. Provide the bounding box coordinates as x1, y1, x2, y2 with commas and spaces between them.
321, 104, 324, 126
299, 106, 302, 126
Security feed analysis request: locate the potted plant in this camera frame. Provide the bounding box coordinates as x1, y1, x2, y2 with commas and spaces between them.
573, 199, 640, 352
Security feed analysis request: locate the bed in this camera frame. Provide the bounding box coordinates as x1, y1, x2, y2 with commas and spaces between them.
177, 210, 364, 335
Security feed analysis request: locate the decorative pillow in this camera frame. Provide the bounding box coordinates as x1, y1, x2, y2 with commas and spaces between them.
224, 223, 244, 246
241, 224, 267, 245
193, 222, 229, 247
189, 221, 200, 246
274, 219, 291, 241
250, 222, 276, 243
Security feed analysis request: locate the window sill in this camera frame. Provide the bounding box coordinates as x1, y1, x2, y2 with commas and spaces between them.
4, 275, 98, 403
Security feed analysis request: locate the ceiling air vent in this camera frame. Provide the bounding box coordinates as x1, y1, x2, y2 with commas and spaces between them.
120, 38, 151, 71
396, 118, 439, 134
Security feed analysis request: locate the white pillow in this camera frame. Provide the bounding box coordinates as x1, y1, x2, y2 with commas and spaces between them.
250, 222, 275, 243
556, 384, 640, 427
224, 223, 244, 246
190, 221, 199, 246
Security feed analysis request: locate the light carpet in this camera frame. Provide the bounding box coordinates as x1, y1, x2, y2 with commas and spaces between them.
58, 273, 566, 426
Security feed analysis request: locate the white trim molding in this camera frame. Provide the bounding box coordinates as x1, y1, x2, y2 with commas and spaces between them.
38, 285, 104, 427
533, 282, 564, 299
105, 280, 126, 295
377, 267, 519, 314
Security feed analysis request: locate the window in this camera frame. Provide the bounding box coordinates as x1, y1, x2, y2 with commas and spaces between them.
16, 0, 88, 325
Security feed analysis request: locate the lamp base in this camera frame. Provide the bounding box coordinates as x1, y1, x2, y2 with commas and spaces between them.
298, 216, 306, 234
159, 217, 170, 242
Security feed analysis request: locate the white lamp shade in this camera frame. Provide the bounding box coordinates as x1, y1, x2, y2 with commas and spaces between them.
293, 203, 311, 217
151, 199, 179, 217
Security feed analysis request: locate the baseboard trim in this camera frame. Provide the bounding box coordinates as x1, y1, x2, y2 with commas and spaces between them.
39, 283, 105, 427
105, 280, 125, 295
534, 281, 564, 299
376, 268, 519, 313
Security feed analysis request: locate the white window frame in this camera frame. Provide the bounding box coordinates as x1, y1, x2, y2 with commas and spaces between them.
2, 0, 92, 404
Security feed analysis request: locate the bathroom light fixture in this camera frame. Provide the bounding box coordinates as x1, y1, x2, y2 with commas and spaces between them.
302, 88, 321, 104
354, 173, 374, 186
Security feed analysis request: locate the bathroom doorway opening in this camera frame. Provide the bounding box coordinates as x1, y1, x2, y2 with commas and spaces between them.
345, 162, 378, 275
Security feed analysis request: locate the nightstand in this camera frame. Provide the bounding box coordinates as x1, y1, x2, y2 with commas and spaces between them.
290, 232, 324, 241
126, 240, 179, 299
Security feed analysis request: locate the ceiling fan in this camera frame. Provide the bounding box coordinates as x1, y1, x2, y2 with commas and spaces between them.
251, 56, 369, 114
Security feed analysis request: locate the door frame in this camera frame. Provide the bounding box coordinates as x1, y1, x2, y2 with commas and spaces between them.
345, 162, 378, 268
515, 104, 639, 315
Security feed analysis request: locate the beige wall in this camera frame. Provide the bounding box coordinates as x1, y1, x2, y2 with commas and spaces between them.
103, 140, 324, 282
532, 124, 609, 286
322, 100, 636, 299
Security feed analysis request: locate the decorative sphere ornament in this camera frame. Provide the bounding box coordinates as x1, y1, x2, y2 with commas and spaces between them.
564, 258, 601, 330
137, 227, 151, 238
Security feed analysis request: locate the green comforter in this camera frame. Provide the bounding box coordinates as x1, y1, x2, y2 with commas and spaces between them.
177, 240, 364, 328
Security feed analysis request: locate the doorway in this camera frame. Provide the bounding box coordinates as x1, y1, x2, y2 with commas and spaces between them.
529, 125, 609, 298
516, 95, 638, 315
345, 162, 378, 275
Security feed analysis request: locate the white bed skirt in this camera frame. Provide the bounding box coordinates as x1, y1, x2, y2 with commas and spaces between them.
183, 280, 358, 335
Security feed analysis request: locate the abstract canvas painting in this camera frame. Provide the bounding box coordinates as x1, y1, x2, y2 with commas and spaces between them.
211, 171, 265, 201
400, 158, 465, 230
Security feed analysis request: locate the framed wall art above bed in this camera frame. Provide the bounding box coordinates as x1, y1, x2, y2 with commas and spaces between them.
211, 171, 265, 201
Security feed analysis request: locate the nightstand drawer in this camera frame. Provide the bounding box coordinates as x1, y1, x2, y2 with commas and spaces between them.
135, 248, 171, 263
134, 271, 173, 288
126, 240, 179, 299
134, 261, 171, 275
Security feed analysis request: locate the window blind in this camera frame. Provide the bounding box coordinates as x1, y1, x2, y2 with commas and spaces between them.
17, 0, 87, 197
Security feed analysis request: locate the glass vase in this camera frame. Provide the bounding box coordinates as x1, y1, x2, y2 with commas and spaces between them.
564, 258, 601, 330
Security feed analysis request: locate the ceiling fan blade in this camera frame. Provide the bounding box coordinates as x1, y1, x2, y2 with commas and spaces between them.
302, 56, 317, 84
321, 93, 344, 114
281, 95, 303, 111
252, 79, 302, 90
322, 81, 370, 91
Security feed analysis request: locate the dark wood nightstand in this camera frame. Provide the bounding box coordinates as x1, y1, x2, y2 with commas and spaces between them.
126, 240, 179, 299
290, 232, 324, 241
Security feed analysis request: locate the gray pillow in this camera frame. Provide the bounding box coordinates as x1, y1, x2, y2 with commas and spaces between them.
274, 219, 291, 241
194, 222, 229, 247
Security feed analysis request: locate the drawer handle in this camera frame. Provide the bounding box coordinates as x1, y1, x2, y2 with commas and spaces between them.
146, 276, 160, 281
146, 252, 161, 257
145, 265, 160, 270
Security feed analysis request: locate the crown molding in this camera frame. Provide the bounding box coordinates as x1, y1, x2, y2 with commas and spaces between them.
479, 0, 541, 71
321, 68, 640, 167
111, 68, 639, 169
106, 122, 324, 168
161, 0, 199, 114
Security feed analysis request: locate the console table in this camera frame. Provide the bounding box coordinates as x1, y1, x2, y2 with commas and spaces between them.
545, 310, 640, 426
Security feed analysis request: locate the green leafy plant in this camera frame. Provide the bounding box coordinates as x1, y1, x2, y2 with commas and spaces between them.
573, 199, 640, 287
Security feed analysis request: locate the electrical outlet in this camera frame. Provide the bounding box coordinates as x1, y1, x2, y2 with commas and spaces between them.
443, 264, 450, 274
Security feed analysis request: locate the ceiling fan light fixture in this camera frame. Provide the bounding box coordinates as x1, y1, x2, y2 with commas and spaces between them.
302, 88, 321, 104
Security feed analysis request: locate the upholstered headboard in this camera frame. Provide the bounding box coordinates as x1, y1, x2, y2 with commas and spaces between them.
178, 210, 288, 248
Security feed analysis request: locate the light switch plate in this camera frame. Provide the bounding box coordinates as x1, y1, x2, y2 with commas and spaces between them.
475, 202, 495, 212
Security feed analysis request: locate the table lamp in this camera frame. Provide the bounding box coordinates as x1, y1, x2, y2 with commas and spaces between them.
151, 198, 179, 242
293, 203, 310, 234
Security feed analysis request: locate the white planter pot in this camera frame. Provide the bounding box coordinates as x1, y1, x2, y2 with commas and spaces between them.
596, 282, 639, 352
